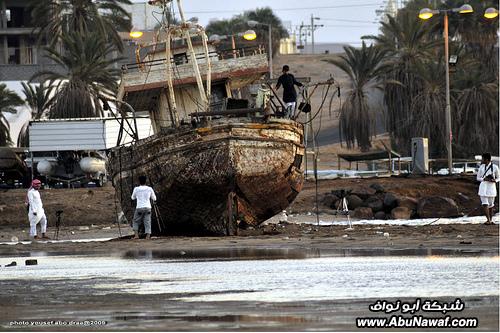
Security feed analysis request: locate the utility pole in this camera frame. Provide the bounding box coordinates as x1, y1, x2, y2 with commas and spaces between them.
309, 15, 322, 54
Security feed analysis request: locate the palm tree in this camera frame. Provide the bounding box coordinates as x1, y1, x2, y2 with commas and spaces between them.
206, 7, 288, 55
0, 84, 24, 146
17, 82, 54, 147
21, 82, 54, 120
364, 10, 438, 154
31, 32, 122, 119
453, 66, 499, 157
30, 0, 132, 51
324, 42, 389, 151
408, 59, 449, 157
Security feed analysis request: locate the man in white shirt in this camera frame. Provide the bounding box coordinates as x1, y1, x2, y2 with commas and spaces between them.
476, 153, 500, 225
131, 175, 157, 239
26, 179, 48, 239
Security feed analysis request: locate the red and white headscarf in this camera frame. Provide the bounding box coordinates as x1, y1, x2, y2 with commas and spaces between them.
25, 179, 42, 206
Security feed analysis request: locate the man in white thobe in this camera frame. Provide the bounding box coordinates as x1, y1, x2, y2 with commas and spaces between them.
27, 179, 49, 239
476, 153, 500, 225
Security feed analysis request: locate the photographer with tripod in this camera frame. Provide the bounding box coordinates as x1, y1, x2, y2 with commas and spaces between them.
477, 153, 499, 225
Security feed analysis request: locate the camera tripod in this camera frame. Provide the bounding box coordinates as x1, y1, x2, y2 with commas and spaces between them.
335, 195, 353, 230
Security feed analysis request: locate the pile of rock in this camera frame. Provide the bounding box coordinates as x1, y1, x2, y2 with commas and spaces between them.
321, 183, 461, 220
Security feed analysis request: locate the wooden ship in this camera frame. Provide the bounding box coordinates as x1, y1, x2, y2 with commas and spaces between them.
107, 0, 304, 235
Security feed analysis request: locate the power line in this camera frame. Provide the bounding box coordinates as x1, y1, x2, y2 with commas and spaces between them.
321, 24, 378, 28
182, 3, 382, 14
319, 18, 377, 24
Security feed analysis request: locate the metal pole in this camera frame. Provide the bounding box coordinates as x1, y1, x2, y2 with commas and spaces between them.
444, 12, 453, 175
268, 24, 273, 79
231, 35, 237, 58
311, 14, 315, 54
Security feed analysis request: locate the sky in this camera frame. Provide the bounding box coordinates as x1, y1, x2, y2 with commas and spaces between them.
130, 0, 389, 44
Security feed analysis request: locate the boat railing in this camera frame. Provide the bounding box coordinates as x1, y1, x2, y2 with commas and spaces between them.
121, 45, 265, 73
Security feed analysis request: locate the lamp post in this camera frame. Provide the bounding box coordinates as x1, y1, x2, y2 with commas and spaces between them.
418, 4, 473, 175
247, 20, 273, 79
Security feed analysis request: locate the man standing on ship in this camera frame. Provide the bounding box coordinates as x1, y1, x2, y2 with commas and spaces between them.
477, 153, 499, 225
275, 65, 303, 119
131, 175, 157, 239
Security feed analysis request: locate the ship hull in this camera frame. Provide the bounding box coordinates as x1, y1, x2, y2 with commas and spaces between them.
108, 118, 304, 236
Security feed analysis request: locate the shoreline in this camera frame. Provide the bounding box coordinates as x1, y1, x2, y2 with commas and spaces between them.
0, 221, 497, 257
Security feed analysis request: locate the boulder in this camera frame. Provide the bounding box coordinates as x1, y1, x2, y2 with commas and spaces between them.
321, 194, 339, 209
353, 207, 373, 219
370, 183, 385, 193
346, 194, 363, 210
391, 207, 412, 220
331, 189, 351, 198
350, 187, 376, 200
383, 193, 399, 210
374, 211, 387, 220
397, 196, 418, 211
366, 197, 384, 212
417, 196, 460, 218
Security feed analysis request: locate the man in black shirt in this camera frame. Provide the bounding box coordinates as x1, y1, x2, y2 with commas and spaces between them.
275, 65, 303, 118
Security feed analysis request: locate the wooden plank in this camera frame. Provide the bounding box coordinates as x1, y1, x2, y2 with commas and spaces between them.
189, 108, 264, 117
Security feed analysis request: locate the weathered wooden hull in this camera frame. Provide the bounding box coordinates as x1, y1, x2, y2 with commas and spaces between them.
108, 118, 304, 236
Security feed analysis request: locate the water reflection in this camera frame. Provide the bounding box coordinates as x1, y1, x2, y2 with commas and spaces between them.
122, 248, 319, 261
121, 247, 494, 261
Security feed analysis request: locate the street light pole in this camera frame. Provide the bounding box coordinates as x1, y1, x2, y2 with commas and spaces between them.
418, 3, 478, 175
247, 20, 273, 79
443, 11, 453, 175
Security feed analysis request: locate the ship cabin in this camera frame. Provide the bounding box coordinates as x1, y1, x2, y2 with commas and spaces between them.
117, 37, 269, 133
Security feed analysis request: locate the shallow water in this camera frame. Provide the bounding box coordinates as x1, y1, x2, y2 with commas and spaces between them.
1, 252, 498, 303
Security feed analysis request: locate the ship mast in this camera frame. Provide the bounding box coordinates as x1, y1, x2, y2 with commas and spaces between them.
153, 0, 212, 119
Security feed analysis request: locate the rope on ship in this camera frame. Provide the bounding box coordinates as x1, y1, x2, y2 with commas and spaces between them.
295, 78, 342, 226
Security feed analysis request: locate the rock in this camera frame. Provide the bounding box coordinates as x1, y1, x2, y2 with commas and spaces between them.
25, 259, 38, 266
370, 183, 385, 193
77, 226, 90, 231
397, 196, 418, 211
350, 187, 376, 200
333, 200, 341, 210
321, 193, 339, 208
417, 196, 460, 218
342, 234, 349, 238
391, 207, 412, 220
383, 193, 399, 210
5, 261, 16, 267
353, 207, 373, 219
346, 194, 363, 210
331, 189, 351, 198
102, 226, 111, 230
374, 211, 387, 220
10, 236, 18, 242
366, 198, 384, 212
383, 232, 390, 238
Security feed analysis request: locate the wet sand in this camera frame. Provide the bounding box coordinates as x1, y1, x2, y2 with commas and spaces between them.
1, 212, 498, 331
0, 220, 497, 256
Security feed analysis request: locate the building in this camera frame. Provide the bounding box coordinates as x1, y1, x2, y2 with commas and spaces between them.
0, 0, 61, 81
0, 1, 153, 82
